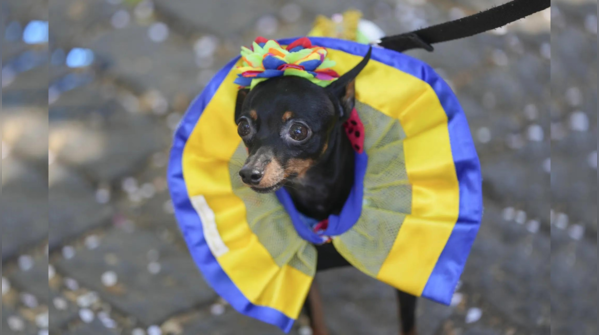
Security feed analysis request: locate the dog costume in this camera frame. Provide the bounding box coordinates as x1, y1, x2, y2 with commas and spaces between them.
168, 35, 483, 332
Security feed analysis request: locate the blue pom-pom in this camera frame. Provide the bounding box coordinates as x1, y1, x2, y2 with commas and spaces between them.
256, 69, 284, 78
234, 76, 253, 86
262, 55, 287, 70
298, 59, 321, 71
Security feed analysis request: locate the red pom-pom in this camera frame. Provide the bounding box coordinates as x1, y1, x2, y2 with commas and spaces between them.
254, 36, 269, 44
286, 37, 312, 51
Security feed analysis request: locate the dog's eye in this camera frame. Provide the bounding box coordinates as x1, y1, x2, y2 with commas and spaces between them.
289, 123, 310, 142
238, 119, 251, 137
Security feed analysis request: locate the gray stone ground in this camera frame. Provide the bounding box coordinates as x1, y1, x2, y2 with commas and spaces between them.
1, 0, 596, 334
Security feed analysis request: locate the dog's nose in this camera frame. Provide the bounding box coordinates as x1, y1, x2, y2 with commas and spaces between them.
239, 167, 264, 185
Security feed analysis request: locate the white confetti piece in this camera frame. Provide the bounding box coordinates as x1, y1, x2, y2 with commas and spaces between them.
62, 246, 76, 260
79, 309, 95, 323
22, 293, 39, 308
555, 213, 569, 230
53, 297, 68, 310
101, 271, 118, 287
210, 303, 225, 316
147, 325, 162, 335
148, 22, 169, 43
568, 224, 585, 241
148, 262, 162, 275
450, 293, 463, 307
8, 316, 25, 331
465, 307, 482, 324
18, 255, 34, 271
515, 210, 527, 225
2, 277, 11, 296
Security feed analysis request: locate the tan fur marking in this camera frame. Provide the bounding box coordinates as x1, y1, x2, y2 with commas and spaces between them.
285, 158, 314, 178
249, 110, 258, 120
321, 143, 328, 155
258, 158, 284, 188
342, 80, 356, 107
282, 111, 294, 123
345, 80, 355, 99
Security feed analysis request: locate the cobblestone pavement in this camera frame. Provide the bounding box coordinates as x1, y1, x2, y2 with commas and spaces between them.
2, 0, 596, 334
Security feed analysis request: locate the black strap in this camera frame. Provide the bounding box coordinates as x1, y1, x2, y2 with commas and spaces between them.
378, 0, 550, 53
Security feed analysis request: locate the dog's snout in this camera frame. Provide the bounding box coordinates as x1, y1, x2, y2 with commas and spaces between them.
239, 166, 264, 185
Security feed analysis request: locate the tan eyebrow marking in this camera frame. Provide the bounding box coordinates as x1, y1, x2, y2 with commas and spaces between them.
285, 158, 314, 178
249, 110, 258, 120
282, 111, 294, 123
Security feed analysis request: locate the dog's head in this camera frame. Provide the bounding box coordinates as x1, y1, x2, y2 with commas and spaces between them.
234, 47, 371, 193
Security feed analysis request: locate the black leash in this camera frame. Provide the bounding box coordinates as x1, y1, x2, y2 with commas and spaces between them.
378, 0, 550, 52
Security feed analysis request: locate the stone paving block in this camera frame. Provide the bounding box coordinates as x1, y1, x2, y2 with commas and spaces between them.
552, 3, 598, 87
49, 103, 168, 183
154, 0, 281, 36
2, 53, 49, 107
552, 135, 597, 231
294, 0, 378, 19
480, 150, 549, 223
239, 7, 315, 44
177, 308, 299, 335
49, 163, 113, 250
550, 229, 597, 335
2, 0, 48, 21
48, 290, 79, 333
49, 80, 111, 117
114, 160, 187, 247
49, 0, 123, 46
84, 23, 202, 103
461, 201, 550, 330
64, 318, 118, 335
551, 1, 597, 233
2, 105, 48, 163
316, 267, 398, 334
2, 304, 39, 335
1, 157, 48, 261
316, 266, 454, 335
8, 255, 49, 305
54, 229, 216, 326
454, 48, 550, 115
435, 283, 547, 335
2, 40, 28, 63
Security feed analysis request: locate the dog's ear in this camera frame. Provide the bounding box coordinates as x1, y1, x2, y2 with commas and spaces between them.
234, 88, 250, 122
326, 47, 371, 121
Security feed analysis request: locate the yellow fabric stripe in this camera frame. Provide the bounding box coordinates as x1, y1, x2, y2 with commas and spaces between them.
326, 50, 460, 296
182, 63, 312, 319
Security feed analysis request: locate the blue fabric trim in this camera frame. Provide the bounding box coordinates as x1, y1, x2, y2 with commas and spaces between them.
167, 55, 295, 333
275, 151, 367, 244
419, 67, 483, 305
277, 37, 482, 305
325, 151, 368, 236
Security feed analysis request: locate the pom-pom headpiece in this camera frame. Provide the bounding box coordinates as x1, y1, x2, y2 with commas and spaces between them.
234, 37, 339, 90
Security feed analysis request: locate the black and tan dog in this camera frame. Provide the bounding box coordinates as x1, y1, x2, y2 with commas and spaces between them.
234, 48, 417, 335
